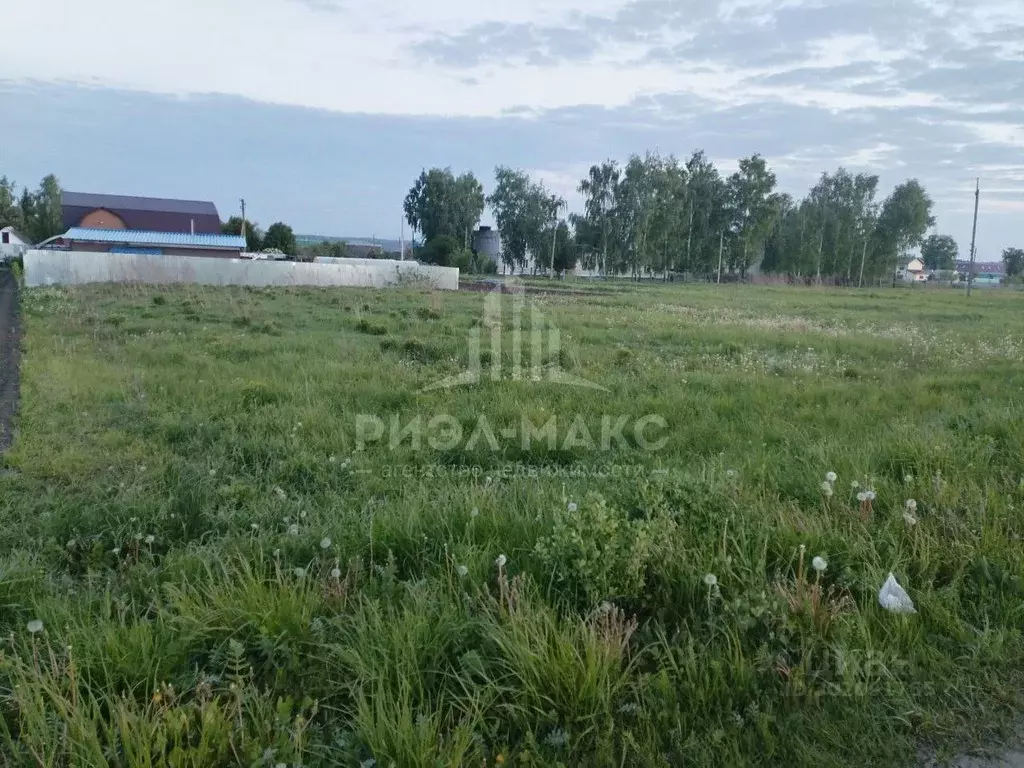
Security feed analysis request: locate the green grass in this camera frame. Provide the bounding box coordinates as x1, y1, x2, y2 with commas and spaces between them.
1, 280, 1023, 766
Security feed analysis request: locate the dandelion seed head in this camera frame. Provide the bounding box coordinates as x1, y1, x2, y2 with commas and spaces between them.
903, 512, 918, 527
320, 537, 332, 550
704, 573, 718, 587
820, 481, 834, 496
288, 524, 299, 536
825, 472, 837, 483
905, 499, 917, 511
457, 565, 469, 577
331, 567, 342, 579
293, 567, 306, 579
851, 480, 860, 489
857, 492, 868, 502
904, 474, 914, 483
495, 554, 507, 569
26, 620, 43, 634
144, 535, 155, 545
726, 469, 737, 479
812, 556, 828, 573
567, 501, 578, 513
865, 490, 876, 501
470, 507, 480, 518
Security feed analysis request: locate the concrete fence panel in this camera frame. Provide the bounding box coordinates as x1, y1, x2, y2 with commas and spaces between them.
23, 251, 459, 291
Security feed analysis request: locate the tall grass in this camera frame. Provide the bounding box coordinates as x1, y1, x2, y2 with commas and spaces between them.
0, 281, 1021, 765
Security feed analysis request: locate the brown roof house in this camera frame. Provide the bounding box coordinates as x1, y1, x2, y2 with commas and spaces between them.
61, 192, 222, 234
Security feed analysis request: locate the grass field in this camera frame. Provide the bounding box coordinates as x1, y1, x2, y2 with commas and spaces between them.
1, 279, 1023, 766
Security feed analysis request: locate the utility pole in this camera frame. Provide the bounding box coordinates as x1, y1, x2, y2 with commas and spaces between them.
240, 199, 246, 245
549, 198, 561, 277
717, 232, 724, 284
858, 235, 868, 288
967, 178, 980, 298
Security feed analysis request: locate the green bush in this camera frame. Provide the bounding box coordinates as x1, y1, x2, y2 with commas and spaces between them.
535, 494, 655, 606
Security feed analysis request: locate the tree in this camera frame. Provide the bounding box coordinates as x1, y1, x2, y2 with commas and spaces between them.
1003, 247, 1024, 278
262, 222, 297, 255
222, 216, 263, 252
576, 162, 620, 274
403, 168, 485, 247
873, 180, 934, 281
684, 151, 729, 278
538, 220, 577, 275
0, 177, 23, 232
920, 234, 959, 270
726, 154, 782, 277
487, 167, 549, 273
31, 174, 63, 242
418, 234, 464, 267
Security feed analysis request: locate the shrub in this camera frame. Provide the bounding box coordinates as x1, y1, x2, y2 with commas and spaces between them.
535, 494, 654, 606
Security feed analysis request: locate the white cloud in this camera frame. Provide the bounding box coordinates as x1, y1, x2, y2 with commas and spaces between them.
0, 0, 1019, 121
840, 142, 900, 169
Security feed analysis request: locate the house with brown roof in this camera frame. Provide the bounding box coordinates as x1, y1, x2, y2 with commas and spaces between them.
61, 192, 222, 235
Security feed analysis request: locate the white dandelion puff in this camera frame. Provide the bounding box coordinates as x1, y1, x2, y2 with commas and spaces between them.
273, 486, 287, 501
825, 472, 837, 483
293, 567, 306, 579
726, 469, 737, 479
820, 481, 834, 497
567, 501, 578, 513
851, 480, 860, 489
857, 492, 868, 502
703, 573, 718, 587
495, 554, 507, 569
905, 499, 917, 511
457, 565, 469, 577
331, 567, 342, 579
812, 556, 828, 573
144, 535, 155, 545
865, 490, 876, 501
288, 524, 299, 536
903, 512, 918, 527
904, 474, 914, 483
320, 537, 332, 550
470, 507, 480, 518
26, 620, 43, 634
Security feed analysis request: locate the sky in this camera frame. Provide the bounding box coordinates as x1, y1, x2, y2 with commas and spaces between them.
0, 0, 1021, 259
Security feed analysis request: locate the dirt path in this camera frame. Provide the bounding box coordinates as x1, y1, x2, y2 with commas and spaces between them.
0, 268, 21, 452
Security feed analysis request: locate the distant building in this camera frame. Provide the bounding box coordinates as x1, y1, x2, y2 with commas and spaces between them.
955, 260, 1005, 285
473, 226, 501, 265
43, 228, 246, 259
61, 192, 222, 234
0, 226, 27, 246
896, 257, 928, 283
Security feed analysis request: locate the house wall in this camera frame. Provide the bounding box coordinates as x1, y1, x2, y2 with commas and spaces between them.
78, 209, 128, 230
1, 230, 27, 246
24, 250, 459, 290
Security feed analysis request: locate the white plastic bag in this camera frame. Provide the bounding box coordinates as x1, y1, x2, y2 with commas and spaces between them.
878, 572, 916, 614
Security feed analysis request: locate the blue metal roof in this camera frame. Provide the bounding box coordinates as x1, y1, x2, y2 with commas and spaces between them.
63, 228, 246, 250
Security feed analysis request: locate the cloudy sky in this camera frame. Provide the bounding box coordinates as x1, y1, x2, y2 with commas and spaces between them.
1, 0, 1021, 258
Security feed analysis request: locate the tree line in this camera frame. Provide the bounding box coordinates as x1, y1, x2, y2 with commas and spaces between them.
0, 175, 64, 243
402, 153, 973, 284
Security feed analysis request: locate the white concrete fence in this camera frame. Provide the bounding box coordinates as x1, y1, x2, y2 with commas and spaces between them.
23, 250, 459, 291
